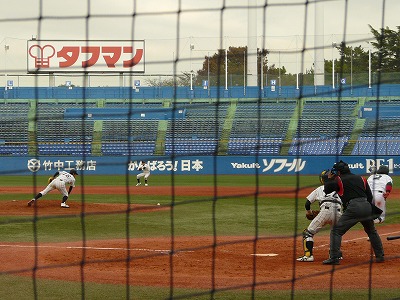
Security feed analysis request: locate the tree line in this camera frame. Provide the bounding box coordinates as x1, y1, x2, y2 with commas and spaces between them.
146, 25, 400, 87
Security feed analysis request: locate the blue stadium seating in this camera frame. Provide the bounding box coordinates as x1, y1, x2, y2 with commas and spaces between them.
0, 145, 28, 155
1, 99, 400, 157
289, 136, 349, 155
38, 143, 92, 155
228, 137, 282, 155
101, 142, 155, 156
164, 138, 218, 155
351, 136, 400, 155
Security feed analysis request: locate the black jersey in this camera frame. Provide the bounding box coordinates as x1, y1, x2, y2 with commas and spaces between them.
324, 172, 373, 208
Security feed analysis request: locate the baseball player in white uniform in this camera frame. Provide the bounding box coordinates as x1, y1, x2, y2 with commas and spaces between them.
27, 169, 78, 208
367, 165, 393, 223
297, 170, 343, 262
136, 161, 150, 186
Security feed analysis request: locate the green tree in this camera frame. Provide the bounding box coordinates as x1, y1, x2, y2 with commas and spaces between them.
195, 46, 288, 86
326, 43, 369, 74
325, 25, 400, 85
195, 46, 247, 86
369, 25, 400, 72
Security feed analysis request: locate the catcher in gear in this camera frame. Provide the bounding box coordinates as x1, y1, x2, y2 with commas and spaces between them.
27, 169, 78, 208
297, 170, 343, 262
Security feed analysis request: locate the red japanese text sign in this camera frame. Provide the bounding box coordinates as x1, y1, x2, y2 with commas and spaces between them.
27, 40, 145, 73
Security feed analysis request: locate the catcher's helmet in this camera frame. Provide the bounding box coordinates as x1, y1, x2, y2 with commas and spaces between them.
377, 165, 389, 175
319, 170, 330, 184
70, 169, 78, 175
331, 160, 350, 175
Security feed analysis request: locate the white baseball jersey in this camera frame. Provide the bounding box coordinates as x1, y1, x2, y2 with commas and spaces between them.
40, 171, 76, 197
367, 173, 393, 223
306, 185, 342, 235
368, 173, 392, 193
137, 163, 150, 179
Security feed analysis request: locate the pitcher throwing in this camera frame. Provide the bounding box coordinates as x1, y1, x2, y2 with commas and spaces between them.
27, 169, 78, 208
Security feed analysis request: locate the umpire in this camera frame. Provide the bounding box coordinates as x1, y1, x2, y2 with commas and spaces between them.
322, 160, 384, 265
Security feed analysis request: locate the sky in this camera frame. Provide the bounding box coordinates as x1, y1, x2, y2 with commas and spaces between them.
0, 0, 398, 86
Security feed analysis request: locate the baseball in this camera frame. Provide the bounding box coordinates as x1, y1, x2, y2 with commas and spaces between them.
157, 203, 160, 206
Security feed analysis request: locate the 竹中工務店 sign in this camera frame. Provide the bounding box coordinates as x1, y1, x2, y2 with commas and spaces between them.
27, 40, 145, 73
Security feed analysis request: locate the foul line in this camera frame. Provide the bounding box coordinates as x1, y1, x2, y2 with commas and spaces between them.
315, 230, 400, 249
0, 244, 193, 254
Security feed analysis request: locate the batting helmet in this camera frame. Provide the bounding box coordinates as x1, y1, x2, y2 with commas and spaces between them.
369, 165, 377, 174
319, 170, 330, 184
331, 160, 350, 175
377, 165, 389, 175
70, 169, 78, 175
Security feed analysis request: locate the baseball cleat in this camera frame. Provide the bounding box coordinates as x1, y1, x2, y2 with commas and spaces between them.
145, 184, 148, 186
136, 183, 141, 186
27, 199, 35, 207
297, 255, 314, 262
322, 257, 340, 265
61, 203, 70, 208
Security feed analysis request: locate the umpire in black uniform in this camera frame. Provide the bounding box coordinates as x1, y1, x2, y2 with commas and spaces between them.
322, 160, 384, 265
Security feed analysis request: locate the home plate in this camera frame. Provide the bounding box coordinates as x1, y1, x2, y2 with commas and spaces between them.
251, 253, 278, 257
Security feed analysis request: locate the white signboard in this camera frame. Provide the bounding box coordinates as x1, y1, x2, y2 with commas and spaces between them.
27, 40, 145, 73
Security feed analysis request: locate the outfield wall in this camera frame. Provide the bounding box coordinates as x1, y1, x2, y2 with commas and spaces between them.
2, 156, 399, 176
3, 84, 400, 99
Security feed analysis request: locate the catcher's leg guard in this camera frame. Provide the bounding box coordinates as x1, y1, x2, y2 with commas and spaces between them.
302, 229, 314, 257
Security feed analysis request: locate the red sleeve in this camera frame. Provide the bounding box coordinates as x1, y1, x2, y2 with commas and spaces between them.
337, 177, 344, 196
386, 182, 393, 193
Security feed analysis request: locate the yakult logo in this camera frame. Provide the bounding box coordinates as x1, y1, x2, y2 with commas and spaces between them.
27, 40, 145, 73
231, 162, 261, 169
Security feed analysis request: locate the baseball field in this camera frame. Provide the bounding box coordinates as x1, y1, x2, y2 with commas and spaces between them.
0, 174, 399, 299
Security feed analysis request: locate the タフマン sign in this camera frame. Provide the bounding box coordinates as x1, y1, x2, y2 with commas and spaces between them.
27, 40, 145, 73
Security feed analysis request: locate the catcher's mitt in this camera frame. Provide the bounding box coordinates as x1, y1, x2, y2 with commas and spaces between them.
306, 210, 320, 220
47, 176, 54, 184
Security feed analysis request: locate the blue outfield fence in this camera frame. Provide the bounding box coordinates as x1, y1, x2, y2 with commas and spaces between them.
2, 155, 399, 176
3, 84, 400, 99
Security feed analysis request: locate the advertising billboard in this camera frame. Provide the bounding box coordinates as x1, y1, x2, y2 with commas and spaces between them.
1, 156, 399, 176
27, 40, 145, 73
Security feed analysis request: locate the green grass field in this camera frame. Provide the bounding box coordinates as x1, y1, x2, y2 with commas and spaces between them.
1, 175, 399, 299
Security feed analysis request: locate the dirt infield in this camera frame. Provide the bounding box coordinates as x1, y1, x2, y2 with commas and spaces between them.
1, 185, 400, 291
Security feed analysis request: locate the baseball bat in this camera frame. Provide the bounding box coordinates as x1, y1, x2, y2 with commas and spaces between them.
387, 235, 400, 241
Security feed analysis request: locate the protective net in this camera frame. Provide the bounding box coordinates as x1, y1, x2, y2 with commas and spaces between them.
1, 1, 399, 299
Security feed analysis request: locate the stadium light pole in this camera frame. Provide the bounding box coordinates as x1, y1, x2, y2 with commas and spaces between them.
207, 52, 210, 97
278, 51, 281, 95
260, 50, 263, 90
332, 42, 336, 89
296, 36, 299, 90
4, 44, 9, 91
243, 50, 246, 95
190, 43, 194, 91
368, 45, 372, 89
350, 47, 353, 95
225, 48, 228, 91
